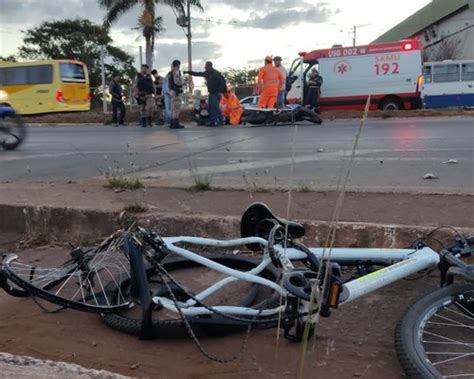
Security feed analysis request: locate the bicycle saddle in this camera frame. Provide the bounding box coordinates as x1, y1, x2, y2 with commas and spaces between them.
241, 202, 306, 251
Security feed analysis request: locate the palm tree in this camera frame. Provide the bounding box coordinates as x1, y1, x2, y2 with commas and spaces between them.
98, 0, 202, 68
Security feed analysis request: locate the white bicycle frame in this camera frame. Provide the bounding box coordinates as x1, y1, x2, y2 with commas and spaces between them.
152, 236, 440, 318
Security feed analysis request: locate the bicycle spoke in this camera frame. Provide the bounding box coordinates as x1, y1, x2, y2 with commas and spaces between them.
430, 352, 474, 366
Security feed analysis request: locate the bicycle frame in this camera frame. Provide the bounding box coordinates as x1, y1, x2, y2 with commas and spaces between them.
152, 236, 440, 317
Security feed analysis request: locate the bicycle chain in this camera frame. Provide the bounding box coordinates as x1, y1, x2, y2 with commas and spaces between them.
154, 262, 254, 363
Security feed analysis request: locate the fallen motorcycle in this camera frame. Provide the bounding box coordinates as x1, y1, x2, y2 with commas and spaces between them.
241, 104, 322, 126
0, 90, 27, 150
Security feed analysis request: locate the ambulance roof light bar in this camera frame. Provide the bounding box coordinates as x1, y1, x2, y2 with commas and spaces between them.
403, 42, 413, 51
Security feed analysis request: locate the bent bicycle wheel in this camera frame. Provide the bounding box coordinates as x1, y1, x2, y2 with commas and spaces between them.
1, 241, 132, 313
101, 255, 283, 338
395, 283, 474, 379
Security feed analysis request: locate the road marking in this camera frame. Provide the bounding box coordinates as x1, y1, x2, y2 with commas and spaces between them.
138, 149, 467, 179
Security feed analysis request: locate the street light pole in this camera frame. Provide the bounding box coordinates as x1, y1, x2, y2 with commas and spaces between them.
353, 25, 357, 47
186, 0, 192, 71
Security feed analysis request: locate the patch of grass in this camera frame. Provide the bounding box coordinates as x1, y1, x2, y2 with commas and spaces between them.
123, 202, 147, 213
105, 174, 144, 190
297, 183, 312, 193
189, 175, 212, 192
22, 207, 54, 247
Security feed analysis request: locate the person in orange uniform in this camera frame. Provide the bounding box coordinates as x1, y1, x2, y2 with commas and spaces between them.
257, 56, 285, 109
220, 87, 243, 126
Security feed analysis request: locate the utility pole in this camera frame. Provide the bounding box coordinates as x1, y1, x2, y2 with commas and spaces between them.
353, 25, 357, 47
100, 46, 107, 114
139, 45, 143, 67
187, 0, 192, 71
177, 1, 192, 71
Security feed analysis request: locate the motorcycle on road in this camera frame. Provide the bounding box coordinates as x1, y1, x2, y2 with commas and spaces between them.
0, 90, 27, 150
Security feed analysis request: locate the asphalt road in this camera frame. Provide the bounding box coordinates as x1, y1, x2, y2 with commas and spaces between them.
1, 117, 473, 192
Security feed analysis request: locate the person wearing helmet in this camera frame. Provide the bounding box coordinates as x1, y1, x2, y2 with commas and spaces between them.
257, 56, 285, 109
220, 86, 243, 126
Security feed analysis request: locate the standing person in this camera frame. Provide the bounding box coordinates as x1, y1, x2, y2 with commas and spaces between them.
162, 64, 172, 126
273, 56, 288, 108
184, 61, 226, 127
168, 60, 185, 129
109, 72, 126, 127
306, 68, 323, 114
151, 69, 164, 125
133, 64, 156, 127
257, 56, 285, 109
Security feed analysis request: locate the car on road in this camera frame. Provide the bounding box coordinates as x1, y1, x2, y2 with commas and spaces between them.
240, 96, 259, 109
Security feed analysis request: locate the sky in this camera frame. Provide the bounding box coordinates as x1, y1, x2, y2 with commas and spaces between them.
0, 0, 432, 73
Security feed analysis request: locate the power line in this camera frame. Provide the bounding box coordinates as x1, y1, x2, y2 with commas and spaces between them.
191, 16, 264, 29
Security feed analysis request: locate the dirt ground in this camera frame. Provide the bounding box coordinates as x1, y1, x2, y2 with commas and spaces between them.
24, 108, 474, 125
0, 244, 443, 379
0, 186, 472, 378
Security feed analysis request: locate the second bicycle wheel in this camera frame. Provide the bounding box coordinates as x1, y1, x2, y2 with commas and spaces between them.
1, 239, 133, 313
396, 283, 474, 379
101, 255, 283, 338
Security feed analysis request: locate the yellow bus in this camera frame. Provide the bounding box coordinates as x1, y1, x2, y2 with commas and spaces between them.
0, 59, 90, 115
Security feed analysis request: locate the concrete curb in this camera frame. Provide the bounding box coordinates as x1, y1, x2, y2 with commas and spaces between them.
0, 352, 129, 378
1, 203, 472, 248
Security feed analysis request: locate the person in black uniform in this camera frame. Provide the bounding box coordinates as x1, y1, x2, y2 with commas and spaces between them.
305, 68, 323, 114
109, 72, 126, 126
133, 64, 156, 127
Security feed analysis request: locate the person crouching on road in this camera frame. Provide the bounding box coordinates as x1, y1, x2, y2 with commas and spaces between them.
184, 61, 226, 127
220, 87, 243, 126
109, 72, 126, 127
257, 56, 285, 109
168, 60, 185, 129
134, 64, 156, 127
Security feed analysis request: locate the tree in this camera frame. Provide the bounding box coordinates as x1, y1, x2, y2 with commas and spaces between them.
98, 0, 203, 68
222, 67, 260, 86
430, 37, 462, 61
0, 55, 17, 62
18, 19, 136, 99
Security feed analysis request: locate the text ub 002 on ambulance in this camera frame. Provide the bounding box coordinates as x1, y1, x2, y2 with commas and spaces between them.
287, 40, 423, 111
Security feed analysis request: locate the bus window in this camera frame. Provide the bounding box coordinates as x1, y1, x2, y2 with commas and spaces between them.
423, 65, 432, 83
29, 65, 53, 84
433, 64, 460, 83
461, 63, 474, 81
60, 63, 86, 83
1, 67, 28, 86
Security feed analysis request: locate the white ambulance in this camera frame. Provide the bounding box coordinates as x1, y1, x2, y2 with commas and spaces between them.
287, 40, 424, 111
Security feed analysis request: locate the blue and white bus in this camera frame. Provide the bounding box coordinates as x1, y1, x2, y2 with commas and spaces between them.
421, 60, 474, 108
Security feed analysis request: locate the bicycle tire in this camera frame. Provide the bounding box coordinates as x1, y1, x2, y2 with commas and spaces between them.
395, 283, 474, 379
101, 255, 282, 338
1, 241, 132, 313
0, 113, 26, 150
297, 107, 322, 125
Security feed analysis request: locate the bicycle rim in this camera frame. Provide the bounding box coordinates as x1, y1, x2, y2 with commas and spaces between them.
396, 284, 474, 378
101, 255, 282, 338
1, 242, 132, 313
